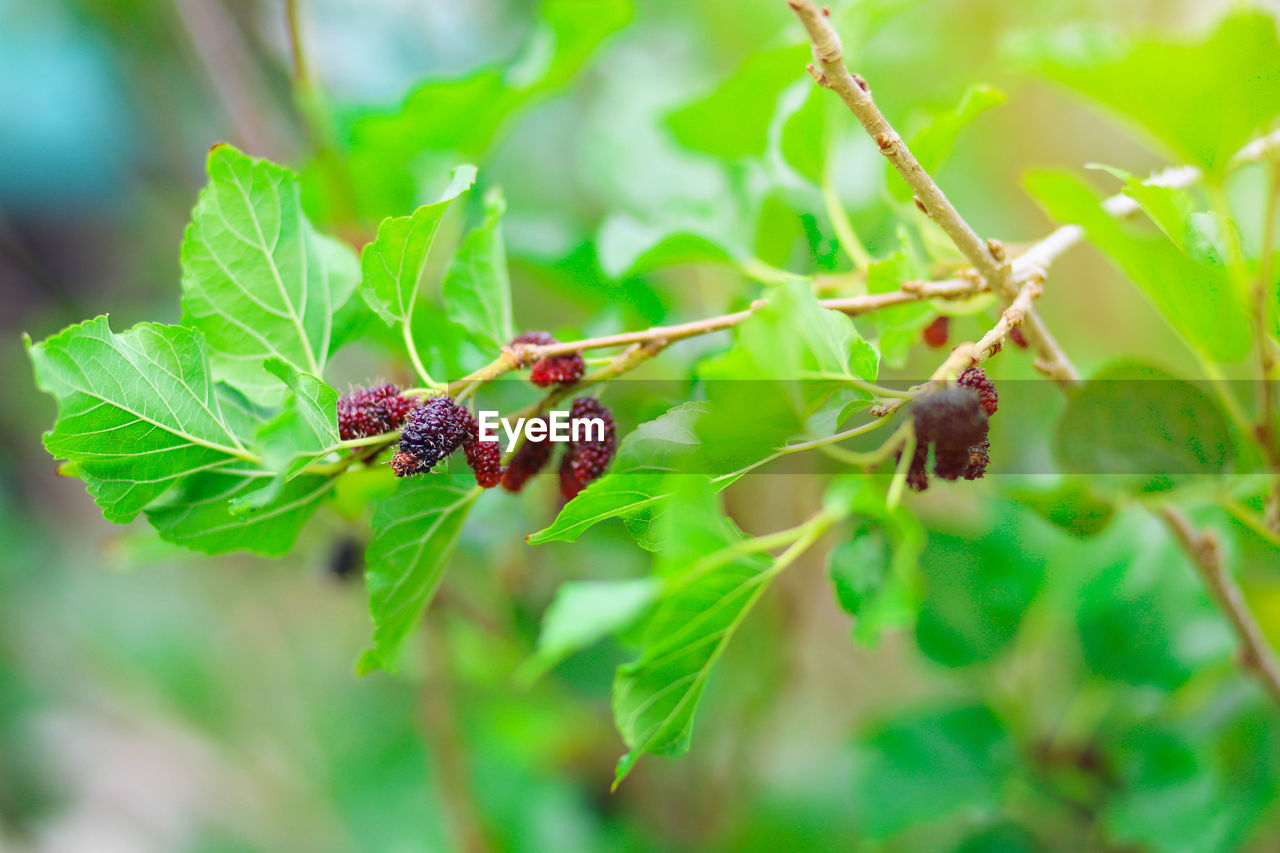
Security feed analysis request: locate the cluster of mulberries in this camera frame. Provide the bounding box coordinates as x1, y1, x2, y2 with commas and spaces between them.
337, 383, 418, 440
391, 395, 502, 488
904, 369, 997, 492
511, 331, 586, 388
496, 398, 617, 499
559, 397, 617, 500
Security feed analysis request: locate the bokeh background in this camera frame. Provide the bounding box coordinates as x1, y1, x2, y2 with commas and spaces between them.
4, 0, 1280, 850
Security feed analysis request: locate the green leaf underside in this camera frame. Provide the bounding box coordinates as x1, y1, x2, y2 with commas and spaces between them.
1025, 169, 1250, 363
360, 164, 478, 326
1018, 11, 1280, 171
666, 44, 810, 161
359, 478, 480, 675
1054, 361, 1233, 492
180, 144, 359, 404
441, 189, 514, 350
526, 578, 659, 677
144, 470, 333, 557
27, 316, 250, 523
612, 477, 776, 786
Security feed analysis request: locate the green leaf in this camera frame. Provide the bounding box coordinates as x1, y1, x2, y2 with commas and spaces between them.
1054, 361, 1233, 492
1012, 479, 1115, 539
780, 84, 835, 184
441, 188, 514, 350
950, 823, 1042, 853
237, 358, 340, 510
180, 144, 359, 403
1014, 11, 1280, 172
359, 165, 478, 326
665, 44, 809, 160
825, 477, 924, 643
527, 402, 709, 546
1075, 511, 1233, 690
864, 243, 933, 367
612, 477, 776, 785
597, 211, 742, 279
524, 578, 659, 679
914, 515, 1047, 668
144, 470, 332, 557
359, 477, 480, 674
697, 278, 878, 466
26, 316, 252, 523
857, 705, 1014, 838
1025, 169, 1250, 362
886, 84, 1005, 201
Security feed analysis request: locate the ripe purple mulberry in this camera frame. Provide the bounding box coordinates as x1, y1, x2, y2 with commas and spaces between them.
557, 397, 617, 499
922, 316, 949, 348
512, 331, 586, 388
909, 387, 990, 484
565, 397, 617, 486
957, 366, 997, 416
392, 395, 473, 477
337, 383, 417, 440
1008, 325, 1028, 349
501, 418, 553, 493
905, 441, 929, 493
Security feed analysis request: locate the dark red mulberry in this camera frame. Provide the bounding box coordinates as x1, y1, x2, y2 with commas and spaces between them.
566, 397, 617, 486
1008, 325, 1028, 349
501, 418, 554, 493
463, 430, 503, 488
512, 331, 585, 388
337, 383, 418, 440
910, 387, 989, 482
906, 440, 930, 493
559, 451, 584, 500
957, 366, 998, 416
393, 395, 472, 477
922, 316, 949, 348
963, 438, 990, 480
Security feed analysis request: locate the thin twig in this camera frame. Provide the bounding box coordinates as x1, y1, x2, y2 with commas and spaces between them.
786, 0, 1079, 385
1157, 506, 1280, 710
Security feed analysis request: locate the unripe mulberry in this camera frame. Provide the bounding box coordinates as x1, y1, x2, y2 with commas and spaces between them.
957, 366, 998, 416
393, 395, 472, 477
512, 331, 585, 387
922, 316, 949, 348
566, 397, 617, 486
501, 418, 553, 493
463, 421, 503, 488
337, 383, 418, 440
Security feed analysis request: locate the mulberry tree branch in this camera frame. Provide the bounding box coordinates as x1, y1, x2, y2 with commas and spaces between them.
1158, 506, 1280, 709
786, 0, 1079, 385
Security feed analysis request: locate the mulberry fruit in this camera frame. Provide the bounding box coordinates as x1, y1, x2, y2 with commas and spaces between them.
500, 418, 554, 492
512, 331, 586, 388
957, 366, 998, 416
463, 431, 503, 488
963, 438, 990, 481
910, 387, 990, 484
1008, 325, 1028, 349
559, 451, 584, 500
922, 316, 949, 348
905, 441, 930, 493
392, 395, 473, 477
566, 397, 617, 486
337, 383, 417, 440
